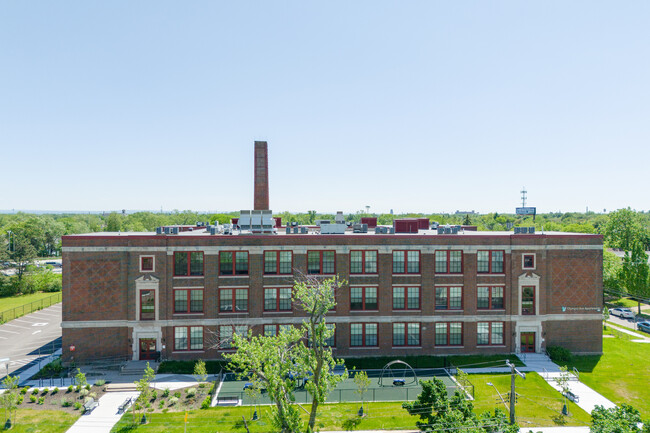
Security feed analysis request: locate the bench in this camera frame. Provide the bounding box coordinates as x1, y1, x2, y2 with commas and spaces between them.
564, 391, 579, 403
117, 397, 132, 414
393, 379, 406, 386
83, 397, 99, 414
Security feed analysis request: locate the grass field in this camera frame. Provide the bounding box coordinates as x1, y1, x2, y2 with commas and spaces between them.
568, 328, 650, 417
2, 409, 79, 433
471, 372, 591, 428
0, 291, 60, 312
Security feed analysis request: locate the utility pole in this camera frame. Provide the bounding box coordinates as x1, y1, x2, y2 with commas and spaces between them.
506, 359, 526, 425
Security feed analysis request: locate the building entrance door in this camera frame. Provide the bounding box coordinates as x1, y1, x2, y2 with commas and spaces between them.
520, 332, 535, 353
139, 339, 157, 360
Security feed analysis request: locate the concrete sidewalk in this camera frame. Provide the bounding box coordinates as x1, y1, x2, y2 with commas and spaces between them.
66, 390, 139, 433
606, 322, 650, 343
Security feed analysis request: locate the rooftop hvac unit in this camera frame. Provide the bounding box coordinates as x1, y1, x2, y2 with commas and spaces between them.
316, 220, 331, 227
437, 227, 445, 235
353, 223, 368, 233
210, 227, 218, 235
293, 227, 299, 234
320, 223, 346, 234
156, 227, 163, 235
300, 227, 308, 234
286, 226, 291, 234
451, 227, 458, 234
375, 226, 388, 234
291, 221, 298, 227
335, 211, 345, 224
444, 227, 452, 234
528, 227, 535, 234
167, 227, 179, 235
388, 227, 395, 234
430, 221, 440, 229
164, 227, 171, 234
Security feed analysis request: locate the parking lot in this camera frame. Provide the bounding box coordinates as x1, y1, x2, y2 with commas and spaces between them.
0, 303, 62, 378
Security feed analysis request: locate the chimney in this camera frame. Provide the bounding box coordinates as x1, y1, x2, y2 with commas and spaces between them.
254, 141, 269, 210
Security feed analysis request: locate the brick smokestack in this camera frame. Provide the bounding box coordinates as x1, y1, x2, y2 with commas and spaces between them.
254, 141, 269, 210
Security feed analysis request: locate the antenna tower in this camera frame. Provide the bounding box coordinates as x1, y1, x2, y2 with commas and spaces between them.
520, 187, 527, 207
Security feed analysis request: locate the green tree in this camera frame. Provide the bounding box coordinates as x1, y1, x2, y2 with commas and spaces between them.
591, 404, 648, 433
603, 306, 610, 330
353, 370, 370, 414
1, 375, 19, 429
463, 214, 472, 225
603, 250, 622, 291
133, 362, 156, 424
8, 231, 37, 280
193, 359, 208, 384
225, 276, 346, 433
618, 241, 650, 315
402, 378, 517, 433
105, 213, 123, 232
604, 208, 648, 251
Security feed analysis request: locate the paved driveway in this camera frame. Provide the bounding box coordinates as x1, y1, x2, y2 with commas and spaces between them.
0, 303, 62, 378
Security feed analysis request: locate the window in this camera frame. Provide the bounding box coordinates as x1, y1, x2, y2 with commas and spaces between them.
219, 288, 248, 312
393, 250, 420, 274
174, 252, 204, 276
477, 322, 504, 346
350, 250, 377, 274
522, 254, 535, 270
477, 250, 504, 274
219, 325, 248, 349
174, 326, 203, 351
308, 251, 336, 274
477, 286, 504, 310
522, 286, 535, 315
263, 324, 293, 336
350, 287, 378, 311
140, 256, 154, 272
264, 288, 292, 311
220, 252, 249, 276
140, 290, 155, 320
350, 323, 378, 347
264, 251, 293, 274
435, 250, 463, 274
435, 286, 463, 310
174, 289, 203, 313
392, 286, 420, 310
435, 322, 463, 346
393, 323, 420, 346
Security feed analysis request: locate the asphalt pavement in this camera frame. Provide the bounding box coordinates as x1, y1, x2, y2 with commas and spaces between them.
0, 303, 62, 378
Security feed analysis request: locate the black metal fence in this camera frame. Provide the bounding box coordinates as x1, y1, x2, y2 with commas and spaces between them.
0, 292, 62, 323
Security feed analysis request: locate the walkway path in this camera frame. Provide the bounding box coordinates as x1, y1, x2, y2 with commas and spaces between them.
606, 322, 650, 343
66, 390, 139, 433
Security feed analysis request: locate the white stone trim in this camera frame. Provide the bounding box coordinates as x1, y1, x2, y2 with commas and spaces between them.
135, 275, 160, 321
518, 272, 541, 316
522, 253, 536, 270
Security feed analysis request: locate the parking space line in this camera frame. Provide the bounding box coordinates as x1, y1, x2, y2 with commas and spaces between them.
3, 323, 31, 329
0, 329, 20, 334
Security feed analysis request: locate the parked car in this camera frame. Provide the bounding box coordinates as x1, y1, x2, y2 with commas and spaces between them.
610, 308, 635, 319
637, 321, 650, 334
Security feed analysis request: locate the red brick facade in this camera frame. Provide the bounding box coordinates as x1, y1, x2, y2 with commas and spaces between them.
61, 231, 603, 362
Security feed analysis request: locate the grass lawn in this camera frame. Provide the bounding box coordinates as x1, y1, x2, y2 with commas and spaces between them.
0, 291, 60, 312
470, 372, 591, 428
2, 409, 79, 433
568, 328, 650, 417
609, 297, 648, 310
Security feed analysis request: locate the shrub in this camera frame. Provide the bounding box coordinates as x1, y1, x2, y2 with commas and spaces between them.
38, 396, 45, 405
94, 379, 105, 387
52, 387, 59, 395
547, 346, 572, 363
67, 385, 74, 393
61, 399, 71, 407
74, 401, 82, 410
21, 387, 29, 395
162, 408, 169, 413
168, 396, 179, 406
85, 384, 91, 391
79, 389, 89, 398
162, 388, 170, 398
30, 395, 37, 403
151, 390, 158, 401
89, 392, 97, 399
201, 395, 211, 409
173, 391, 181, 399
31, 388, 39, 395
186, 388, 196, 398
42, 388, 49, 395
17, 395, 24, 405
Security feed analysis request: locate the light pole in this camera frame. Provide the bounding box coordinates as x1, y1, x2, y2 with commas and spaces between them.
6, 230, 12, 252
487, 382, 508, 411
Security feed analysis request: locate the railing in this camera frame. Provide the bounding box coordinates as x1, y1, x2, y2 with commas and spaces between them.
0, 292, 62, 323
572, 367, 580, 382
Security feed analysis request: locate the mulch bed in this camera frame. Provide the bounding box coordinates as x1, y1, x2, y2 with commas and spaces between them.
13, 383, 108, 415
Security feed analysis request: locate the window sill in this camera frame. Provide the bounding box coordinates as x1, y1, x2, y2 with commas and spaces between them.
173, 313, 205, 316
263, 311, 293, 314
349, 346, 379, 349
264, 274, 293, 277
476, 345, 506, 348
172, 350, 205, 354
435, 310, 464, 313
392, 309, 421, 313
434, 273, 464, 276
476, 309, 506, 312
219, 311, 250, 315
522, 267, 536, 271
173, 276, 204, 279
219, 275, 250, 278
392, 346, 422, 349
392, 274, 421, 277
350, 310, 379, 313
435, 345, 464, 349
477, 274, 505, 277
349, 274, 379, 277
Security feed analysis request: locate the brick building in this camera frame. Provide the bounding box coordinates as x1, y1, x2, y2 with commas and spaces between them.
61, 142, 603, 363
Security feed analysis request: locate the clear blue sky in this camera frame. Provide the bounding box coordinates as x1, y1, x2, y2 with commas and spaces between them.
1, 2, 649, 214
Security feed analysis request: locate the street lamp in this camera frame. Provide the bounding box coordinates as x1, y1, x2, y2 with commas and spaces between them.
6, 230, 12, 252
487, 382, 508, 411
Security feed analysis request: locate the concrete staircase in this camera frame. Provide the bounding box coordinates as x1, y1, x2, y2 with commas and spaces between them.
119, 360, 159, 376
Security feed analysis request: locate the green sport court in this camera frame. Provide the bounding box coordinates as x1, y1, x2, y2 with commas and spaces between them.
215, 368, 462, 405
